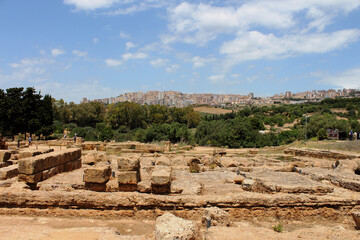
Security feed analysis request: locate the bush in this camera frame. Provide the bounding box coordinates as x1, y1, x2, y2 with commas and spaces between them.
317, 128, 328, 140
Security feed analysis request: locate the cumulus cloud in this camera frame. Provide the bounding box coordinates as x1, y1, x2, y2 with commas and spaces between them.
51, 48, 65, 57
72, 50, 88, 57
125, 41, 136, 50
93, 38, 99, 44
220, 29, 360, 67
105, 51, 148, 66
150, 58, 169, 67
319, 67, 360, 89
166, 64, 180, 73
105, 58, 123, 66
164, 1, 360, 45
63, 0, 121, 10
192, 56, 216, 68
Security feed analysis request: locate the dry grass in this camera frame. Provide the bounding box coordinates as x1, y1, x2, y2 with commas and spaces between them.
194, 107, 233, 115
288, 140, 360, 153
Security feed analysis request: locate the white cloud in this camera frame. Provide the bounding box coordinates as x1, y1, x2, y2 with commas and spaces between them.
208, 74, 226, 84
51, 48, 65, 57
105, 58, 123, 66
166, 64, 180, 73
319, 67, 360, 89
122, 52, 148, 61
192, 56, 216, 68
125, 41, 136, 50
93, 38, 99, 44
105, 51, 148, 66
63, 0, 121, 10
220, 29, 360, 67
72, 50, 88, 57
164, 1, 360, 45
119, 31, 130, 38
150, 58, 169, 67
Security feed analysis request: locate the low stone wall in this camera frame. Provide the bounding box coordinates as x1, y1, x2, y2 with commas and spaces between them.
285, 148, 358, 160
18, 148, 82, 185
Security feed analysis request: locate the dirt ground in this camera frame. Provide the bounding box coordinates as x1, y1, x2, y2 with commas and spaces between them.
0, 214, 359, 240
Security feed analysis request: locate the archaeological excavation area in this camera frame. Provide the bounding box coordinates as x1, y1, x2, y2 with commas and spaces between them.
0, 137, 360, 239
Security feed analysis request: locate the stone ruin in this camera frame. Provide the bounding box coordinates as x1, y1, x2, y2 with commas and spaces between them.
0, 141, 359, 238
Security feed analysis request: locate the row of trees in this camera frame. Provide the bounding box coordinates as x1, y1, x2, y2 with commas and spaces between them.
0, 87, 53, 138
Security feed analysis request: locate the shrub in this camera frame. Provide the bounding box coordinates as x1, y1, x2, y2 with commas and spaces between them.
273, 224, 283, 233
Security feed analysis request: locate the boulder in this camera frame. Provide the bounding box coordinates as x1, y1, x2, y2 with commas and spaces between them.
0, 150, 11, 163
155, 213, 197, 240
202, 207, 231, 227
234, 175, 245, 184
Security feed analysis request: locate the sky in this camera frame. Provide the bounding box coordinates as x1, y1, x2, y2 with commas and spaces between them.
0, 0, 360, 103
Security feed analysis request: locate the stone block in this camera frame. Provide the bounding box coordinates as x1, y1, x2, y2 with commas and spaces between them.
73, 158, 82, 169
118, 171, 140, 185
48, 167, 58, 178
42, 169, 50, 181
352, 212, 360, 229
84, 165, 111, 184
18, 172, 42, 184
85, 182, 107, 192
65, 161, 74, 172
202, 207, 231, 227
57, 164, 65, 173
151, 168, 171, 186
0, 165, 18, 180
117, 157, 140, 171
234, 175, 245, 184
118, 184, 138, 192
137, 180, 151, 193
18, 158, 44, 175
0, 150, 11, 163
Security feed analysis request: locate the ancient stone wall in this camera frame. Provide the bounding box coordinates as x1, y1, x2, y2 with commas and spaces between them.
18, 148, 82, 185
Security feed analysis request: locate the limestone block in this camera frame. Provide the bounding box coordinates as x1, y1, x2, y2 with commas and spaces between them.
0, 150, 11, 163
117, 157, 140, 171
64, 161, 74, 172
57, 164, 65, 173
155, 213, 197, 240
18, 158, 44, 175
118, 184, 138, 192
151, 169, 171, 186
42, 169, 50, 181
234, 175, 245, 184
84, 165, 111, 184
242, 178, 255, 191
73, 158, 82, 169
202, 207, 231, 227
118, 171, 140, 185
85, 182, 107, 192
18, 172, 42, 184
137, 180, 151, 193
352, 212, 360, 229
48, 167, 58, 178
0, 165, 18, 180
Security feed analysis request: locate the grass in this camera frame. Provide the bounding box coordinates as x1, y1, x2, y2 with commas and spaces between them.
273, 224, 283, 233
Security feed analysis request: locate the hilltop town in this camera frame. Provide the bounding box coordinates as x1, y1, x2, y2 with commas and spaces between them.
81, 88, 360, 107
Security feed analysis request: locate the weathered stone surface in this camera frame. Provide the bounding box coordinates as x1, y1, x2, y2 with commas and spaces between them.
117, 157, 140, 171
18, 172, 42, 184
85, 182, 107, 192
151, 169, 171, 186
155, 156, 170, 166
170, 156, 187, 166
285, 148, 359, 160
234, 175, 245, 184
118, 171, 140, 185
118, 184, 138, 192
352, 212, 360, 229
0, 150, 11, 163
202, 207, 231, 227
0, 165, 18, 180
83, 152, 108, 165
137, 180, 151, 193
155, 213, 197, 240
244, 169, 333, 194
242, 178, 255, 191
84, 165, 111, 184
18, 158, 44, 175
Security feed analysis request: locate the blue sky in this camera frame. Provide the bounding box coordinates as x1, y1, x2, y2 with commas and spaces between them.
1, 0, 360, 103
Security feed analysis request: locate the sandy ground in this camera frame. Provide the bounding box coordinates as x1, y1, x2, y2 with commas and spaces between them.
0, 215, 359, 240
